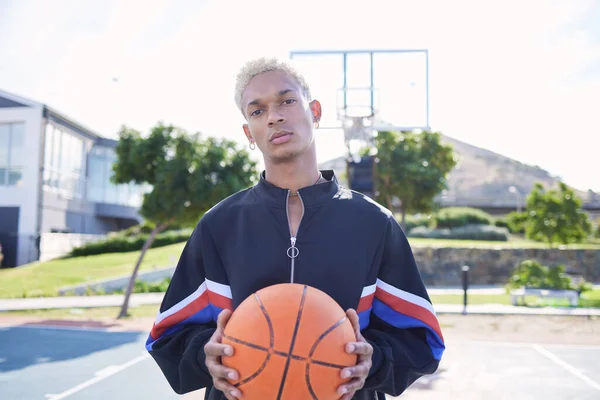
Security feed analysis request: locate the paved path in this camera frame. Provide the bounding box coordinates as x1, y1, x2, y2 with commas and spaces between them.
1, 287, 599, 316
0, 293, 163, 311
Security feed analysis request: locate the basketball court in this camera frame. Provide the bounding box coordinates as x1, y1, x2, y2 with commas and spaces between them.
1, 322, 599, 399
2, 49, 598, 399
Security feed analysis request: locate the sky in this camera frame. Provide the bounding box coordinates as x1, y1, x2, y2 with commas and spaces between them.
0, 0, 599, 191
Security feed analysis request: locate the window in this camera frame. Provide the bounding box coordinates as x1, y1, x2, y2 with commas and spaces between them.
43, 123, 84, 198
0, 122, 25, 186
86, 145, 149, 207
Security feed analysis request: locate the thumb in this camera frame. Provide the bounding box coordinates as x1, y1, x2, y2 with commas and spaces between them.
217, 309, 233, 333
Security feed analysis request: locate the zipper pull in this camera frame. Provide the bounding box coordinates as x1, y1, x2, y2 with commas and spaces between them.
287, 237, 299, 259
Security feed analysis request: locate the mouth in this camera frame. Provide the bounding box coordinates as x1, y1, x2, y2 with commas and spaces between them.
270, 130, 293, 143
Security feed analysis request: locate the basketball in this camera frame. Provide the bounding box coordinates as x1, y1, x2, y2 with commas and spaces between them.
221, 283, 358, 400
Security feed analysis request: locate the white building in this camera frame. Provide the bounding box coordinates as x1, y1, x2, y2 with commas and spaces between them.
0, 89, 146, 268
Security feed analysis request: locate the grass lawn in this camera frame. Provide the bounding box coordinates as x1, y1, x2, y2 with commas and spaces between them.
430, 289, 600, 308
1, 234, 598, 300
0, 242, 186, 298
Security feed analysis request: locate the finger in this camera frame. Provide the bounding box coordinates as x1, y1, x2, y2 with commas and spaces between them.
206, 360, 239, 381
345, 341, 373, 356
338, 377, 366, 396
204, 342, 234, 357
217, 309, 233, 331
345, 308, 360, 333
340, 363, 370, 379
213, 377, 242, 399
339, 391, 356, 400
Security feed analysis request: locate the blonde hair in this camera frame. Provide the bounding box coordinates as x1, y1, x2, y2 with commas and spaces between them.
234, 56, 312, 116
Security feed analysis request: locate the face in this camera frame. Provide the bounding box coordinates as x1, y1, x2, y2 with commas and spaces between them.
242, 70, 321, 164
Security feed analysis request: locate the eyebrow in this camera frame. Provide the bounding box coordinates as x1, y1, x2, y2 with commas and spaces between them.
247, 89, 295, 108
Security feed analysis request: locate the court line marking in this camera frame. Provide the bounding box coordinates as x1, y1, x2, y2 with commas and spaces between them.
45, 353, 151, 400
532, 344, 600, 392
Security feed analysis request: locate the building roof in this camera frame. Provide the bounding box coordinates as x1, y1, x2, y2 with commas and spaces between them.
0, 88, 106, 141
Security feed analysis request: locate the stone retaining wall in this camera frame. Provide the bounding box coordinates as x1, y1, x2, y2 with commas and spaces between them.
412, 246, 600, 286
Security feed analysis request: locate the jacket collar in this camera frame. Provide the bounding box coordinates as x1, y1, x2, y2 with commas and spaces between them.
254, 170, 340, 208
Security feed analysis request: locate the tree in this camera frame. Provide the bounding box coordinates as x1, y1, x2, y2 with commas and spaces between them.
370, 130, 457, 231
525, 182, 592, 246
111, 122, 258, 318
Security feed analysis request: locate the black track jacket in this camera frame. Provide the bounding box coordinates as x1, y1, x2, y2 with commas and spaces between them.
146, 170, 445, 399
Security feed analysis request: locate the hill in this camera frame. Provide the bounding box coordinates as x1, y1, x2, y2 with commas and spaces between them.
319, 133, 597, 210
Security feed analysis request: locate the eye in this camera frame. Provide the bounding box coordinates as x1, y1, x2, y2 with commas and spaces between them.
283, 98, 296, 105
250, 109, 263, 117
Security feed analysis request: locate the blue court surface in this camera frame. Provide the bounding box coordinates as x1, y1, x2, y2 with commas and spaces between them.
0, 323, 599, 399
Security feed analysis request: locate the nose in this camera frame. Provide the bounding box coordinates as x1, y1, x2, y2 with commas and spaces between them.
267, 108, 286, 127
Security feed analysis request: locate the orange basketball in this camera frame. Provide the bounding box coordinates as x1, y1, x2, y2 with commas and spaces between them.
221, 283, 358, 400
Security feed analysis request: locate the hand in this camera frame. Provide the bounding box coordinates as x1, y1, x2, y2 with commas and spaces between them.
204, 309, 242, 399
338, 309, 373, 400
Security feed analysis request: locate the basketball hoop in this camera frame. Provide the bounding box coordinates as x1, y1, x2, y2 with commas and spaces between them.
335, 87, 379, 155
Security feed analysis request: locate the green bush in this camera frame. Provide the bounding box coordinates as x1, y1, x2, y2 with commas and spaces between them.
408, 224, 509, 241
67, 229, 192, 257
114, 221, 157, 238
402, 214, 432, 232
133, 277, 171, 293
408, 226, 452, 239
494, 217, 510, 230
433, 207, 494, 229
112, 221, 188, 238
106, 277, 172, 295
505, 211, 527, 234
506, 259, 592, 293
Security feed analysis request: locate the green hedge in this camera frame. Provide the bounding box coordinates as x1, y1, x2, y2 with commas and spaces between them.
404, 214, 432, 232
506, 259, 592, 293
408, 224, 510, 241
505, 211, 527, 234
67, 229, 192, 257
433, 207, 494, 229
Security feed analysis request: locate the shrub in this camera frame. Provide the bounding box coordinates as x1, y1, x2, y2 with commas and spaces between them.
450, 224, 510, 241
408, 226, 452, 239
494, 217, 510, 230
505, 211, 527, 234
112, 221, 189, 238
404, 214, 432, 232
408, 224, 509, 241
67, 229, 192, 257
133, 277, 171, 293
433, 207, 494, 229
506, 259, 592, 293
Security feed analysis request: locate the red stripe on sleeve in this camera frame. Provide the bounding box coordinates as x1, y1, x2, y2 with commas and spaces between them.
208, 291, 233, 311
375, 288, 444, 342
150, 291, 209, 340
357, 292, 375, 313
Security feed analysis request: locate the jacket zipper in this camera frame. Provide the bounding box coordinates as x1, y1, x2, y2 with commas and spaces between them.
286, 190, 305, 283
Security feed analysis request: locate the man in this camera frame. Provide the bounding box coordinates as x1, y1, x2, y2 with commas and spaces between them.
146, 57, 445, 400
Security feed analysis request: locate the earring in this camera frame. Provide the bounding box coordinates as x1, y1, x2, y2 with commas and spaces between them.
314, 121, 320, 129
249, 141, 256, 150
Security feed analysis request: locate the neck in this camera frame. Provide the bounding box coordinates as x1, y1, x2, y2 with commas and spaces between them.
263, 155, 320, 194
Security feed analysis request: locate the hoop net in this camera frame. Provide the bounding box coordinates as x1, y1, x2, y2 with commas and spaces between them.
335, 88, 379, 155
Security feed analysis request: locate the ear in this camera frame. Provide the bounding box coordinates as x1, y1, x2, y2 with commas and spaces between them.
242, 124, 252, 142
309, 99, 322, 123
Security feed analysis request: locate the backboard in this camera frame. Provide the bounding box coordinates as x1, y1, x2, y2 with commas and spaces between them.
289, 49, 430, 132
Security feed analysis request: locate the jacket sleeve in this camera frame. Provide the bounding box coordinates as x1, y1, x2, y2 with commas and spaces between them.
361, 214, 445, 396
145, 218, 230, 395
